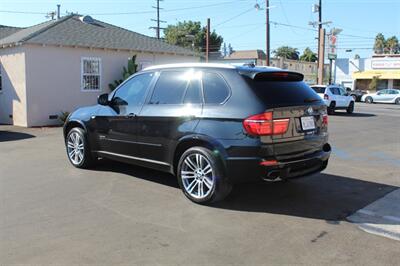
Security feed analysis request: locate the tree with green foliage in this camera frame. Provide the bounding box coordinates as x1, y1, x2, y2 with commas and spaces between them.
374, 33, 386, 54
386, 36, 399, 54
108, 55, 138, 91
299, 47, 317, 62
273, 46, 299, 60
369, 76, 379, 91
163, 21, 223, 53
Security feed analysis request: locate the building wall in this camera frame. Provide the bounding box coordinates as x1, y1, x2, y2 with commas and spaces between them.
0, 47, 28, 126
23, 44, 198, 126
271, 58, 329, 85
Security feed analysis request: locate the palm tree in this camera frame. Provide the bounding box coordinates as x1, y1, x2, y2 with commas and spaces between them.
385, 36, 399, 54
273, 46, 299, 60
299, 47, 318, 62
373, 33, 386, 54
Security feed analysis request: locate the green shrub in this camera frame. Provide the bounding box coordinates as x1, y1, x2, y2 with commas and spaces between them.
109, 55, 138, 91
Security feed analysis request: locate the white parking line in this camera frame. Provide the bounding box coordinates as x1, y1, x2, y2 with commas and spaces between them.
347, 189, 400, 241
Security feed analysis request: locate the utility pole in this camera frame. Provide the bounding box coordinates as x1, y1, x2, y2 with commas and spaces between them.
206, 18, 210, 62
317, 0, 324, 84
265, 0, 270, 66
150, 0, 166, 39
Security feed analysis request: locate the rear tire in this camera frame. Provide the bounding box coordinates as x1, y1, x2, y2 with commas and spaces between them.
327, 101, 336, 115
346, 101, 354, 114
395, 98, 400, 105
177, 146, 232, 204
65, 127, 95, 169
365, 96, 373, 104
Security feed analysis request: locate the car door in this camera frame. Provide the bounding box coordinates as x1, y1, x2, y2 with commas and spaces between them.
338, 86, 351, 107
94, 72, 155, 157
374, 89, 387, 103
329, 87, 342, 106
385, 90, 397, 102
389, 90, 400, 102
135, 69, 203, 168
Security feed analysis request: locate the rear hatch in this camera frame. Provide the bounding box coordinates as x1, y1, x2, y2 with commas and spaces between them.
241, 70, 328, 161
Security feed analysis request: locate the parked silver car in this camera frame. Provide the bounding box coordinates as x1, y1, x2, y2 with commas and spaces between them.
361, 89, 400, 104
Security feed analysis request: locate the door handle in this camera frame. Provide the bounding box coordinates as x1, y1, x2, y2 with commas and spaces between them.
125, 113, 136, 118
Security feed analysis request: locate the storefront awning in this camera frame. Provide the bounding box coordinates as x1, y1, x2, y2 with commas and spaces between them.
352, 70, 400, 80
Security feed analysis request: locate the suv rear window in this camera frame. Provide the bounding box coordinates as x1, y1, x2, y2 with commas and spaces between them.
311, 86, 326, 94
247, 80, 323, 107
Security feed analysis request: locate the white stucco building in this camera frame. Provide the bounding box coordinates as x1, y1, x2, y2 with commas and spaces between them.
0, 15, 199, 127
333, 55, 400, 91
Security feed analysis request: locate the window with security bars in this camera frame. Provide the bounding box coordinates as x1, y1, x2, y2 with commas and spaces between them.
81, 58, 101, 91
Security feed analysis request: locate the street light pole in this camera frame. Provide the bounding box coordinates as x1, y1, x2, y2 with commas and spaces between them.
206, 18, 210, 62
317, 0, 325, 84
265, 0, 270, 66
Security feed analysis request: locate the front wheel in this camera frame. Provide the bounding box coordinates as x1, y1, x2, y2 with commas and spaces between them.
177, 147, 232, 204
327, 102, 336, 115
365, 96, 373, 104
65, 127, 95, 168
347, 102, 354, 114
395, 98, 400, 105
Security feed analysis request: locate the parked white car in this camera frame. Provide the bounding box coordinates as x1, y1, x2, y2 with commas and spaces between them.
311, 85, 355, 114
361, 89, 400, 104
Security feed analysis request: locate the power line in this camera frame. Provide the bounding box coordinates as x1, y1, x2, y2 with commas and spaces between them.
0, 10, 47, 15
214, 6, 257, 28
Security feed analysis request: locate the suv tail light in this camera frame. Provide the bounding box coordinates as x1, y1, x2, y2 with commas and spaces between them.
243, 112, 289, 136
324, 94, 329, 100
322, 114, 328, 126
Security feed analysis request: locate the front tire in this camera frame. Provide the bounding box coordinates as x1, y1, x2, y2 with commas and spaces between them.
365, 96, 373, 104
65, 127, 95, 169
347, 101, 354, 114
177, 147, 232, 204
327, 101, 336, 115
395, 98, 400, 105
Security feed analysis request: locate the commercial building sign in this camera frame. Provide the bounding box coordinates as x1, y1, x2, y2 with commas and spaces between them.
371, 58, 400, 69
328, 34, 337, 60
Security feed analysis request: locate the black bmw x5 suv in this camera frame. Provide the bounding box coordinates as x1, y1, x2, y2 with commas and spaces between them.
64, 63, 331, 203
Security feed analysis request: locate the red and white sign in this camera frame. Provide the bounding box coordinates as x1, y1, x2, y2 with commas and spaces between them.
371, 59, 400, 69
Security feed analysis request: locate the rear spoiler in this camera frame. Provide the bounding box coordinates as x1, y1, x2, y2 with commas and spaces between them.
239, 70, 304, 82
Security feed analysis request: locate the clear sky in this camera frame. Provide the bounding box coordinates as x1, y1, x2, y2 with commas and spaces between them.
1, 0, 399, 59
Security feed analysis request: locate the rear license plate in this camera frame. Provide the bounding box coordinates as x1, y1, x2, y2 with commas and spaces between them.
301, 116, 315, 131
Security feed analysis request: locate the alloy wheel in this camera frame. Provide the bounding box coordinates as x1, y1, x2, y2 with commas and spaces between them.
181, 153, 214, 199
67, 132, 84, 165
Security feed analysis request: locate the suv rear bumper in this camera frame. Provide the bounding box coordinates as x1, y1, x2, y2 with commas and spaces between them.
225, 144, 331, 183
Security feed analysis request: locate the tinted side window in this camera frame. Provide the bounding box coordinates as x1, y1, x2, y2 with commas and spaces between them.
150, 71, 187, 104
203, 72, 230, 104
339, 87, 346, 95
113, 73, 154, 107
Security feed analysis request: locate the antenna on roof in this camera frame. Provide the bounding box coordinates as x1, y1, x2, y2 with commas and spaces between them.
45, 10, 56, 20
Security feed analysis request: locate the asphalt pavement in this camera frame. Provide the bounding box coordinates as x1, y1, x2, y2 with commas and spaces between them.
1, 102, 399, 265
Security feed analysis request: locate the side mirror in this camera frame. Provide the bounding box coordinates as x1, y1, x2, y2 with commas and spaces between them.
97, 93, 109, 106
